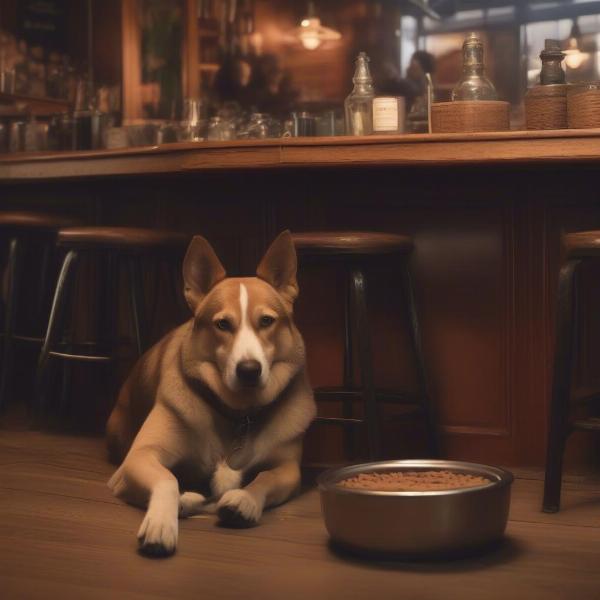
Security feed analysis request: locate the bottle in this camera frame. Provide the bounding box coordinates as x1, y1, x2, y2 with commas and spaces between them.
72, 76, 94, 150
180, 98, 205, 141
524, 39, 569, 130
345, 52, 374, 135
539, 39, 565, 85
451, 33, 497, 101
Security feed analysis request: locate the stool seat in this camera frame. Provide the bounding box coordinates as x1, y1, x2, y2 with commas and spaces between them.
0, 211, 78, 232
564, 231, 600, 258
291, 231, 413, 256
57, 227, 189, 251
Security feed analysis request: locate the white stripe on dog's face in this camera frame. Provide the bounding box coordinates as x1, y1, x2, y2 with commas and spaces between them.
224, 283, 269, 391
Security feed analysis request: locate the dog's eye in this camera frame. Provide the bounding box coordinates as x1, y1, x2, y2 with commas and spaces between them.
215, 318, 232, 332
259, 315, 276, 328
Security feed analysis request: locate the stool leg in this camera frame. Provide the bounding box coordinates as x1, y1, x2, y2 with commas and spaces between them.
100, 253, 120, 404
543, 259, 579, 513
34, 250, 79, 419
400, 262, 439, 457
57, 254, 79, 416
0, 238, 21, 411
351, 267, 381, 460
342, 270, 356, 459
34, 243, 51, 333
127, 255, 147, 356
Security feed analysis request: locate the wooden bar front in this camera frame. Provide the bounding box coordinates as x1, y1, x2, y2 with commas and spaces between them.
2, 130, 600, 469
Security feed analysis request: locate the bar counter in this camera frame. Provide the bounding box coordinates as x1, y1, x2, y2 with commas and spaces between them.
1, 130, 600, 470
2, 128, 600, 180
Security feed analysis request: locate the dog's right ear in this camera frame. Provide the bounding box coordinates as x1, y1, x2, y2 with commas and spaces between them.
183, 236, 226, 312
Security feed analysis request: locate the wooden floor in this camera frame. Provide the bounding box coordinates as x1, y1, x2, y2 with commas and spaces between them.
1, 429, 600, 600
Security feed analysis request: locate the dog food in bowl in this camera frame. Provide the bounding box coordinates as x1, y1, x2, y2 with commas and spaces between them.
338, 470, 492, 492
319, 460, 514, 557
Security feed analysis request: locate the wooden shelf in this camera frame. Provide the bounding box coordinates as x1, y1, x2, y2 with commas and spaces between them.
0, 92, 70, 117
198, 63, 219, 71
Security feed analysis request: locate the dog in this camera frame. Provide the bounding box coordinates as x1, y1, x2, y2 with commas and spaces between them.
106, 230, 315, 556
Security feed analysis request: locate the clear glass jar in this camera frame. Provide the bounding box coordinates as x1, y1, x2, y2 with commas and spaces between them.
451, 33, 497, 101
207, 116, 236, 141
246, 113, 270, 139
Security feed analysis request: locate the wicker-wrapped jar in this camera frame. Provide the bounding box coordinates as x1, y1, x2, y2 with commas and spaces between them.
431, 101, 510, 133
567, 82, 600, 129
525, 84, 568, 130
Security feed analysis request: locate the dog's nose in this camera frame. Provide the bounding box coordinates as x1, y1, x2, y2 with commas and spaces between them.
236, 360, 262, 386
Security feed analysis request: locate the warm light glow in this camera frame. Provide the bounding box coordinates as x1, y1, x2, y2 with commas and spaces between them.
300, 32, 322, 50
295, 16, 341, 51
249, 32, 263, 55
564, 37, 588, 70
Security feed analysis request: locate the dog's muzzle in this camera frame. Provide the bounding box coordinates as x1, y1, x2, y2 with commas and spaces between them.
236, 359, 262, 387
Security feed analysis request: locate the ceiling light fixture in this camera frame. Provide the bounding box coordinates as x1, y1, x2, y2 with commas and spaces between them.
295, 2, 341, 51
564, 19, 588, 70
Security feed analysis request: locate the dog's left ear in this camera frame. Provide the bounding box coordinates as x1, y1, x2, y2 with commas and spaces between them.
183, 236, 227, 312
257, 230, 298, 305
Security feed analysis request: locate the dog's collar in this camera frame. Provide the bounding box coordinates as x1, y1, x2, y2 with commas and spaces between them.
185, 374, 277, 427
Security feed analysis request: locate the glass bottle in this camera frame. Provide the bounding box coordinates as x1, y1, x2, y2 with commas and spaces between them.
539, 39, 565, 85
451, 33, 497, 101
345, 52, 374, 135
72, 76, 94, 150
180, 98, 205, 141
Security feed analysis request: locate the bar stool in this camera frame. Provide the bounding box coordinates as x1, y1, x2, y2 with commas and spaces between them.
0, 211, 78, 410
543, 231, 600, 512
35, 226, 189, 418
291, 231, 438, 460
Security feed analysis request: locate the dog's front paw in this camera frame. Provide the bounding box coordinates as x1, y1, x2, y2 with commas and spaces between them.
217, 489, 263, 528
179, 491, 207, 518
137, 511, 178, 557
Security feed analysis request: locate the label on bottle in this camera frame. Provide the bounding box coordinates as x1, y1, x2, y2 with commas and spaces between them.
373, 97, 398, 132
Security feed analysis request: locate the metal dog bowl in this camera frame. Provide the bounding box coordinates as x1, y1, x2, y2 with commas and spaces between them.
318, 459, 513, 557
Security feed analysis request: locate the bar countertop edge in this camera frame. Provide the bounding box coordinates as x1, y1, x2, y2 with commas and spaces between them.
2, 128, 600, 181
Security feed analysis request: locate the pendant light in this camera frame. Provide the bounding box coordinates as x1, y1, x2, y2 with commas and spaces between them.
564, 19, 587, 70
295, 2, 341, 51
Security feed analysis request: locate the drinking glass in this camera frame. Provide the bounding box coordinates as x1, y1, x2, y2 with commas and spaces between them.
180, 98, 206, 142
207, 116, 236, 141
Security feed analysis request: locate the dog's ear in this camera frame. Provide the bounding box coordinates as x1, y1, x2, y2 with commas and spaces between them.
183, 236, 226, 312
256, 230, 298, 305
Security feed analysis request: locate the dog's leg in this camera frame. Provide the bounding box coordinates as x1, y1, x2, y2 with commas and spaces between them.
211, 460, 242, 498
110, 448, 180, 557
217, 460, 300, 527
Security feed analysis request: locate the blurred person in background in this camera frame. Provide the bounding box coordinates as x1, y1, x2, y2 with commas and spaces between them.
377, 50, 436, 112
245, 54, 298, 117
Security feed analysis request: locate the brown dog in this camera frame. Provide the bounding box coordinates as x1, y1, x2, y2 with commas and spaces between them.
106, 231, 315, 556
